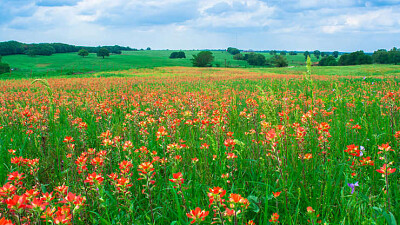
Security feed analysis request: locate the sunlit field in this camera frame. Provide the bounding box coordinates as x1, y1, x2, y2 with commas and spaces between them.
1, 50, 323, 79
0, 67, 399, 224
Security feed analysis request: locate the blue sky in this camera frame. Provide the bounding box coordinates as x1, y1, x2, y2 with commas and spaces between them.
0, 0, 399, 51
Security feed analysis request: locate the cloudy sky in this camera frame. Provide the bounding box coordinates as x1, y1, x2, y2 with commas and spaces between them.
0, 0, 399, 52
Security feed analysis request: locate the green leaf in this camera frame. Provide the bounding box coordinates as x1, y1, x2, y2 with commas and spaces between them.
383, 211, 397, 225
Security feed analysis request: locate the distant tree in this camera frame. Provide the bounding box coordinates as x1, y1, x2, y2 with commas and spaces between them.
313, 50, 321, 59
332, 51, 339, 58
280, 51, 286, 56
289, 51, 297, 55
233, 53, 244, 60
272, 55, 288, 67
0, 41, 27, 56
97, 48, 110, 59
389, 47, 400, 64
146, 47, 151, 50
339, 51, 372, 66
319, 56, 338, 66
192, 51, 214, 67
246, 53, 266, 66
78, 49, 89, 57
269, 50, 277, 55
372, 49, 390, 64
304, 51, 310, 60
169, 51, 186, 59
227, 47, 240, 55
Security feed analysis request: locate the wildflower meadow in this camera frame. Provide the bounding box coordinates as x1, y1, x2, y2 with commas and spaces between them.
0, 64, 399, 224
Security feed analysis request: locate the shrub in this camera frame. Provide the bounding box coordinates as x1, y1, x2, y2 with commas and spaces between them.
78, 49, 89, 57
169, 51, 186, 59
319, 56, 338, 66
0, 63, 10, 74
192, 51, 214, 67
272, 55, 288, 67
246, 53, 266, 66
233, 53, 244, 60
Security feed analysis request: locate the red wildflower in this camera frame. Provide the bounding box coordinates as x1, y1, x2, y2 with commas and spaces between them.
186, 207, 209, 224
269, 213, 279, 223
84, 172, 104, 186
169, 172, 184, 188
378, 143, 394, 152
0, 217, 14, 225
63, 136, 74, 143
272, 191, 281, 198
376, 164, 396, 176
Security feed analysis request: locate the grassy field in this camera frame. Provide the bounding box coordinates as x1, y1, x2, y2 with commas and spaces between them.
0, 64, 400, 224
1, 50, 323, 79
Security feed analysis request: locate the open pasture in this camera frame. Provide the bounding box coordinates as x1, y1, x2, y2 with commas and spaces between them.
1, 51, 323, 79
0, 67, 400, 224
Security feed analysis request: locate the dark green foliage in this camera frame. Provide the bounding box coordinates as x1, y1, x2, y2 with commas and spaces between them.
304, 51, 310, 60
78, 49, 89, 57
233, 53, 244, 60
0, 57, 10, 74
319, 56, 338, 66
146, 47, 151, 50
389, 47, 400, 65
26, 44, 56, 56
169, 51, 186, 59
339, 51, 372, 66
313, 50, 321, 59
246, 53, 266, 66
0, 41, 133, 56
321, 52, 329, 57
280, 51, 286, 56
0, 63, 10, 74
97, 48, 110, 59
272, 55, 288, 67
192, 51, 214, 67
269, 50, 277, 55
332, 51, 339, 58
289, 51, 297, 55
112, 49, 122, 54
227, 47, 240, 55
51, 43, 79, 53
372, 48, 400, 64
0, 41, 27, 56
372, 49, 389, 64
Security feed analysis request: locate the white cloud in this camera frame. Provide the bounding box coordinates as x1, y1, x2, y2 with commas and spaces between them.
1, 0, 400, 51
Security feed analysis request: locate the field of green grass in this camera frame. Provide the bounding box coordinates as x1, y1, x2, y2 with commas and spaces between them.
1, 50, 322, 79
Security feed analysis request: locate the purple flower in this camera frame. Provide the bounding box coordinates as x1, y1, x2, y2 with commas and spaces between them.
347, 182, 359, 194
359, 146, 365, 157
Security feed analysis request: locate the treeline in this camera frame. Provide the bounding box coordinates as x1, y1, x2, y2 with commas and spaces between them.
319, 48, 400, 66
233, 52, 288, 67
0, 41, 134, 56
371, 48, 400, 64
